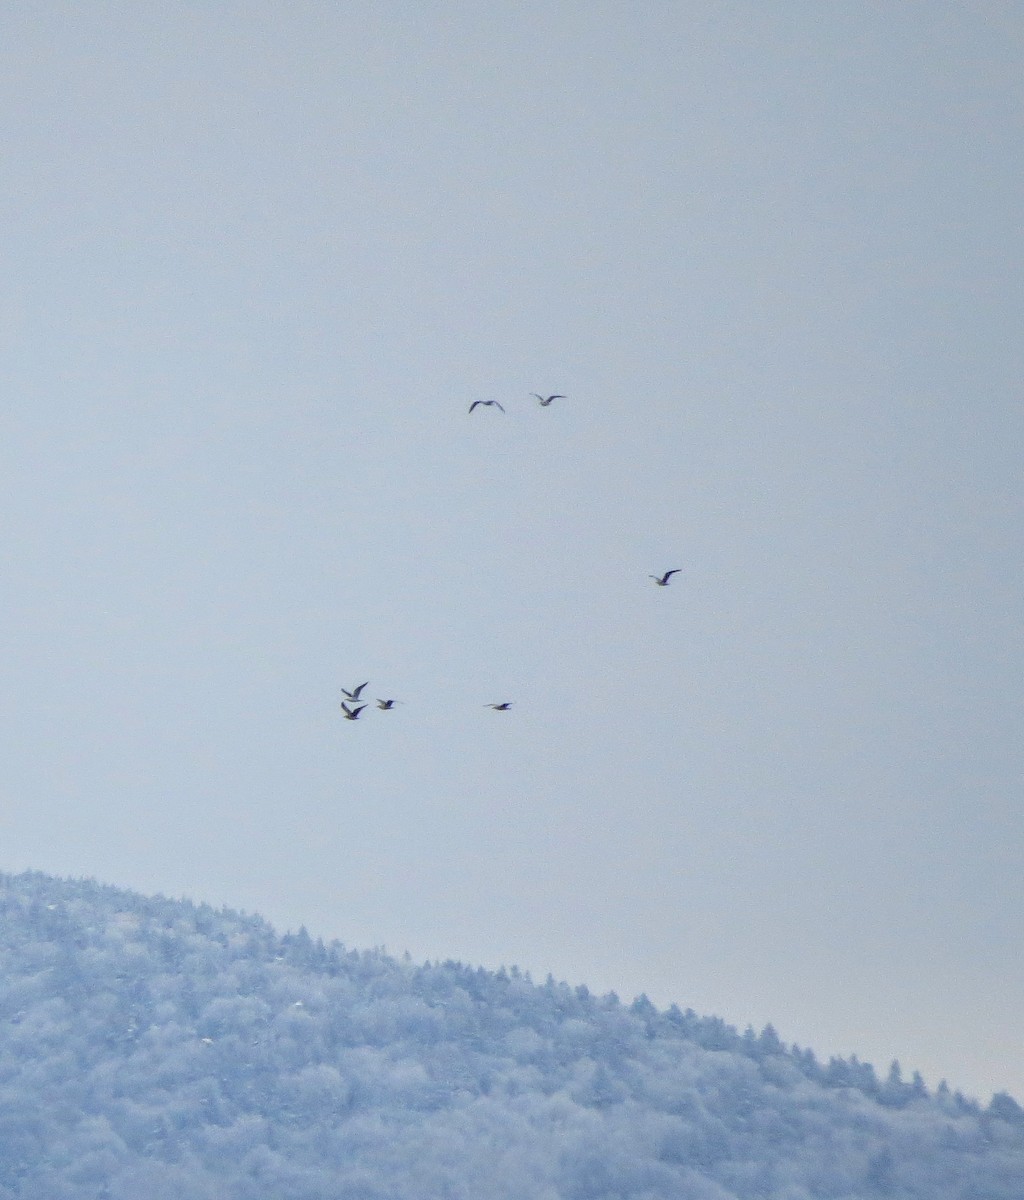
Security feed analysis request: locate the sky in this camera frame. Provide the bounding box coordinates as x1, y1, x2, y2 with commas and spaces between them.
1, 2, 1022, 1103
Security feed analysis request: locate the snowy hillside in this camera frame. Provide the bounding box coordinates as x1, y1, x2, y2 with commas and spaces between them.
0, 871, 1021, 1199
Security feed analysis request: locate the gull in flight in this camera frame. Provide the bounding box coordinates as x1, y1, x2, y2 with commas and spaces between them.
341, 682, 368, 701
469, 400, 505, 414
650, 570, 681, 587
376, 699, 399, 710
531, 393, 565, 406
485, 702, 512, 711
341, 702, 367, 721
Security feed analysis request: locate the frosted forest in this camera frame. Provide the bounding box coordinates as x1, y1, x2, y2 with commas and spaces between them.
0, 871, 1021, 1199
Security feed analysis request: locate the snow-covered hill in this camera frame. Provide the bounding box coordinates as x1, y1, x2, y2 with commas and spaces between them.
0, 870, 1020, 1198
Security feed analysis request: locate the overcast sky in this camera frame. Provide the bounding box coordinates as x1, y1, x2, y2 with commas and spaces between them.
2, 3, 1022, 1102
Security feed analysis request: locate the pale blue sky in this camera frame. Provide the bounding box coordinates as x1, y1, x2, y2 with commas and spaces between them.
2, 3, 1022, 1101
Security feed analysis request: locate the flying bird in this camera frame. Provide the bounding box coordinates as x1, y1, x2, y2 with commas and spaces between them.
341, 682, 368, 701
469, 400, 505, 413
376, 699, 399, 710
341, 702, 367, 721
650, 570, 681, 586
485, 702, 512, 711
531, 393, 565, 406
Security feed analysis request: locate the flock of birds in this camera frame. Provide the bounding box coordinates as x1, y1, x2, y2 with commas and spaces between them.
468, 392, 565, 414
339, 392, 681, 723
339, 682, 396, 722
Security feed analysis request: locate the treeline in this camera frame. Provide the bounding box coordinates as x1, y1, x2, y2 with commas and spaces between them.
0, 869, 1020, 1198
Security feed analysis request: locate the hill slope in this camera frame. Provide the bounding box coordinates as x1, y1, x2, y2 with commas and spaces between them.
0, 870, 1021, 1199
